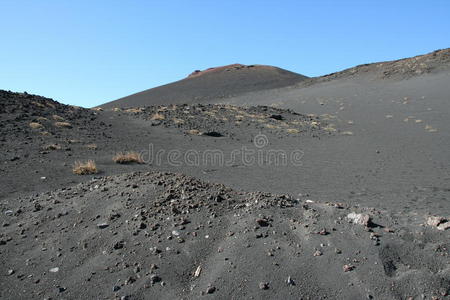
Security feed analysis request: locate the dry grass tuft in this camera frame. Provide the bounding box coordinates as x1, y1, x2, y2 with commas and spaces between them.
341, 131, 354, 136
150, 113, 166, 120
290, 120, 304, 126
172, 118, 185, 124
31, 101, 45, 108
425, 125, 437, 132
187, 129, 201, 135
203, 111, 217, 116
286, 128, 300, 134
112, 151, 144, 164
29, 122, 43, 129
46, 102, 56, 109
43, 144, 61, 150
85, 143, 98, 150
54, 121, 72, 128
323, 125, 337, 133
73, 160, 98, 175
124, 108, 143, 113
68, 139, 81, 144
320, 114, 336, 121
52, 114, 65, 121
36, 116, 48, 121
265, 124, 279, 129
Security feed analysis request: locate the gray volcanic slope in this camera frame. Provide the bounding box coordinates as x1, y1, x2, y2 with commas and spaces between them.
1, 49, 450, 300
100, 64, 307, 108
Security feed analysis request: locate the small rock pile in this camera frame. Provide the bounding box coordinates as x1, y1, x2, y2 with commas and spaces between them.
118, 104, 329, 138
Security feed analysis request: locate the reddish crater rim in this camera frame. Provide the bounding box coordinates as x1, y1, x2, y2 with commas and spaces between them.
187, 64, 272, 78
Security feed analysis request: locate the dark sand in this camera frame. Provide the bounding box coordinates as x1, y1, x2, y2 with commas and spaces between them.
1, 49, 449, 299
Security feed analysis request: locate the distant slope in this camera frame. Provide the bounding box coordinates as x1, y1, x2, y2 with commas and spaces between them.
100, 49, 450, 109
300, 48, 450, 86
99, 64, 307, 108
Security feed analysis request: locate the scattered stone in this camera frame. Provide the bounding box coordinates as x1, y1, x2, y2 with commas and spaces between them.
149, 274, 161, 284
49, 267, 59, 273
332, 202, 345, 209
193, 265, 202, 277
347, 213, 371, 227
286, 276, 295, 286
125, 276, 135, 285
343, 264, 355, 272
203, 131, 223, 137
427, 216, 445, 227
7, 269, 14, 276
270, 114, 283, 120
317, 228, 329, 235
97, 223, 109, 229
152, 247, 162, 255
113, 285, 121, 292
206, 285, 216, 294
437, 222, 450, 231
256, 218, 270, 227
113, 240, 125, 250
33, 202, 43, 212
259, 282, 269, 290
313, 250, 323, 257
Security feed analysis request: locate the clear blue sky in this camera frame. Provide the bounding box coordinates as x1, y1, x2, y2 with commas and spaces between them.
1, 0, 449, 107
